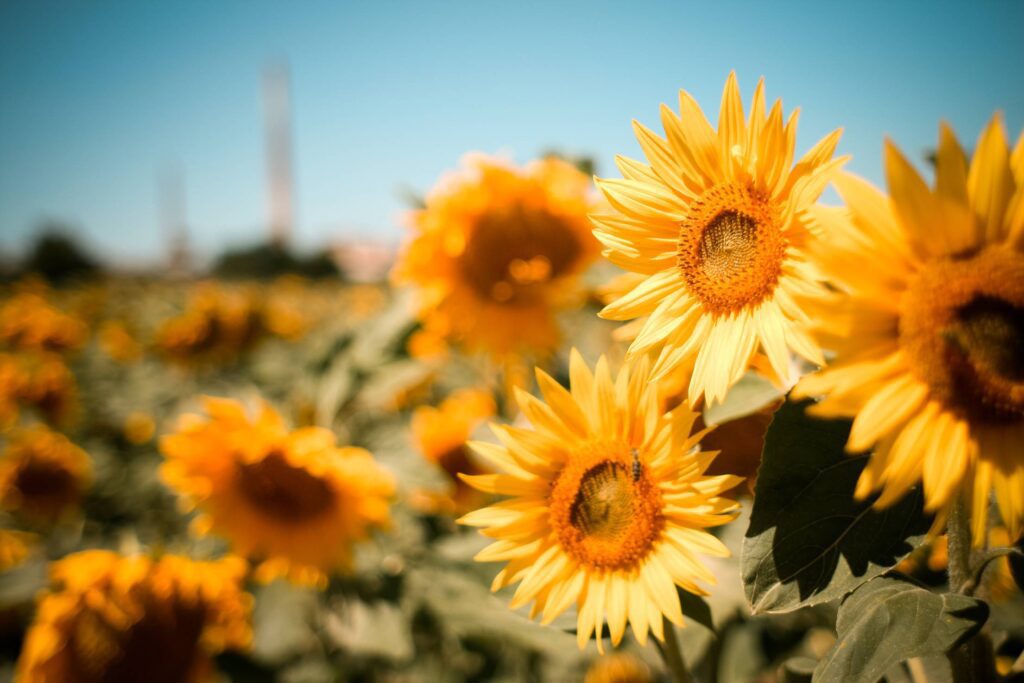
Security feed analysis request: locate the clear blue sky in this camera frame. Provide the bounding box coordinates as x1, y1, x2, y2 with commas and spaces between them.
1, 0, 1022, 264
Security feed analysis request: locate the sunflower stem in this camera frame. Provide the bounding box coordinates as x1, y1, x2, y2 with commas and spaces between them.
945, 494, 996, 683
657, 616, 694, 683
946, 494, 972, 593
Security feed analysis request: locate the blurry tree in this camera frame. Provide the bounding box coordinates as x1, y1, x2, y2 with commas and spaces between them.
212, 242, 341, 280
21, 225, 101, 284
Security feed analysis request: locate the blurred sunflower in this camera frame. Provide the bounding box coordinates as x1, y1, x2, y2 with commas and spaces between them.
122, 411, 156, 445
411, 388, 495, 514
0, 292, 88, 354
392, 154, 599, 361
98, 319, 143, 363
12, 353, 79, 427
17, 550, 252, 683
154, 283, 263, 363
160, 397, 394, 586
0, 424, 92, 524
459, 351, 740, 650
794, 116, 1024, 543
0, 529, 34, 572
594, 73, 846, 407
584, 652, 653, 683
0, 354, 27, 429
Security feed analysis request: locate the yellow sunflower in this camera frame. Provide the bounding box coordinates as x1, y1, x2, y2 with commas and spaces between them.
0, 529, 35, 572
411, 388, 495, 514
0, 424, 92, 524
17, 550, 252, 683
594, 73, 846, 407
0, 291, 88, 354
392, 154, 600, 361
98, 319, 143, 363
0, 352, 78, 427
584, 652, 653, 683
458, 351, 741, 650
160, 397, 394, 586
794, 115, 1024, 544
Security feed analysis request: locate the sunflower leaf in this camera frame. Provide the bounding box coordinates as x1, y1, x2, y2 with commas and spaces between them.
812, 576, 988, 683
741, 400, 931, 614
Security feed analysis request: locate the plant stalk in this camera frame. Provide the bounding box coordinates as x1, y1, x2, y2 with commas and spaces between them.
946, 494, 972, 593
656, 616, 695, 683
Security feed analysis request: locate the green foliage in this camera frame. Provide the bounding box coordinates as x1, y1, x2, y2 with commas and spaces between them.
813, 576, 988, 683
742, 400, 932, 614
212, 242, 340, 280
20, 227, 101, 283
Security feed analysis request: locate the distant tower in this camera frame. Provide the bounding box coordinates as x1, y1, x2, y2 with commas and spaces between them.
262, 62, 295, 247
159, 163, 190, 274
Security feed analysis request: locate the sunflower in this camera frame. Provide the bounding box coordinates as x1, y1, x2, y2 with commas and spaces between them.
458, 351, 741, 650
160, 397, 394, 586
392, 154, 599, 361
0, 292, 88, 354
0, 529, 34, 572
9, 352, 78, 428
794, 115, 1024, 544
593, 73, 846, 407
17, 550, 252, 683
411, 388, 495, 514
154, 283, 264, 363
0, 424, 92, 524
584, 652, 653, 683
98, 320, 143, 363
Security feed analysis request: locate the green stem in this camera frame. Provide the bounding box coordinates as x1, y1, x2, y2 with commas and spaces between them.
946, 494, 972, 593
656, 616, 694, 683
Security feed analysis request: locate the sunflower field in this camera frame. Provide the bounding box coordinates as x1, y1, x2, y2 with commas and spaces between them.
1, 73, 1023, 683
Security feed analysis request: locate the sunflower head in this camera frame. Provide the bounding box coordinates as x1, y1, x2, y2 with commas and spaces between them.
0, 424, 91, 524
594, 73, 846, 407
392, 154, 600, 361
458, 351, 741, 650
17, 550, 252, 683
0, 292, 88, 354
0, 529, 35, 572
98, 320, 143, 363
3, 352, 79, 427
155, 283, 266, 363
584, 652, 653, 683
795, 115, 1024, 543
160, 397, 395, 586
411, 388, 495, 514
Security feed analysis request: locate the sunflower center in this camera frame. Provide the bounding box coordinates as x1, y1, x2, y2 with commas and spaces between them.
900, 247, 1024, 425
549, 441, 663, 571
14, 460, 75, 499
459, 204, 582, 305
677, 183, 785, 314
68, 590, 206, 683
236, 451, 335, 522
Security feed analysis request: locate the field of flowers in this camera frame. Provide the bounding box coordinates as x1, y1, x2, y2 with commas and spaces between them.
1, 75, 1023, 683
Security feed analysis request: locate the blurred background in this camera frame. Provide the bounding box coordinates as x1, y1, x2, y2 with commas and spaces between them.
2, 0, 1022, 278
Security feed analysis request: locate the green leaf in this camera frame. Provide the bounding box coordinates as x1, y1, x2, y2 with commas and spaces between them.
742, 400, 931, 614
813, 576, 988, 683
677, 587, 715, 633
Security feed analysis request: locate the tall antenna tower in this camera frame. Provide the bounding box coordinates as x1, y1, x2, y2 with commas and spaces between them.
159, 163, 190, 274
262, 62, 295, 247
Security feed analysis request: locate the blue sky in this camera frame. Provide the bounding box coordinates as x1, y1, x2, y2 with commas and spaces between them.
1, 0, 1022, 264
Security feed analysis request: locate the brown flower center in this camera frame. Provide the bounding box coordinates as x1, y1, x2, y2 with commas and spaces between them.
68, 589, 207, 683
458, 204, 582, 305
677, 183, 786, 314
900, 247, 1024, 425
11, 459, 78, 519
549, 441, 663, 571
236, 451, 335, 522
